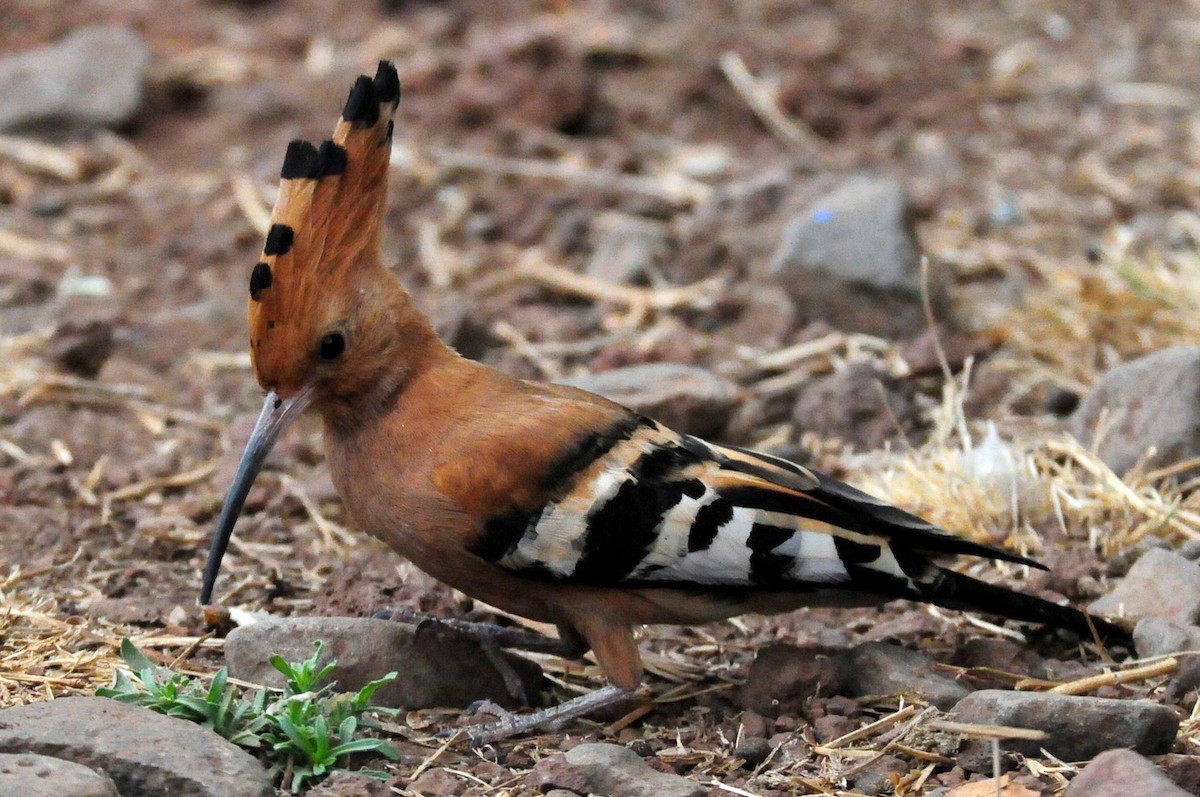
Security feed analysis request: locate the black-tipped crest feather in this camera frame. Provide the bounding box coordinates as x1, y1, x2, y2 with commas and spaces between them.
281, 140, 320, 180
342, 76, 378, 125
314, 141, 347, 177
372, 61, 400, 105
249, 262, 272, 300
263, 223, 295, 256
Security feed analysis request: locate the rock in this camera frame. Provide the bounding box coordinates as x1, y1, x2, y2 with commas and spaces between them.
905, 131, 964, 216
0, 753, 118, 797
1154, 754, 1200, 795
840, 642, 970, 710
0, 26, 150, 132
587, 212, 671, 285
951, 637, 1048, 680
625, 738, 654, 757
897, 325, 988, 379
530, 743, 706, 797
1165, 656, 1200, 705
792, 362, 919, 450
716, 285, 797, 351
306, 770, 395, 796
407, 768, 466, 796
46, 319, 115, 378
1065, 749, 1190, 796
739, 644, 844, 716
849, 754, 910, 796
1088, 548, 1200, 625
224, 616, 542, 710
738, 710, 770, 738
812, 713, 857, 742
558, 363, 742, 438
443, 25, 601, 134
0, 697, 273, 797
951, 690, 1178, 765
733, 738, 772, 769
1134, 617, 1200, 659
767, 175, 945, 337
1072, 346, 1200, 475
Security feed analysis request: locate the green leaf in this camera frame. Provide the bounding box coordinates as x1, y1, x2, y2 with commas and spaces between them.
275, 715, 317, 756
268, 654, 294, 680
207, 668, 229, 703
337, 715, 357, 743
350, 769, 391, 781
99, 636, 405, 794
118, 638, 156, 673
351, 672, 396, 709
328, 738, 398, 759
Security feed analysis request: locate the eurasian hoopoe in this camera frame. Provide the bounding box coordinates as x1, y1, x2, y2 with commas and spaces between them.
202, 62, 1129, 744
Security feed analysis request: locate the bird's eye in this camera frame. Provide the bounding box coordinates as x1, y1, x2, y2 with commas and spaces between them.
319, 332, 345, 361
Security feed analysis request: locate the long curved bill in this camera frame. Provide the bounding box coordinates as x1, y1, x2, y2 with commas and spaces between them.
200, 387, 314, 604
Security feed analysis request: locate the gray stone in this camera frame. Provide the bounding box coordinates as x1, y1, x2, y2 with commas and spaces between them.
952, 637, 1049, 680
732, 738, 772, 769
1089, 548, 1200, 625
792, 361, 918, 451
1072, 346, 1200, 475
587, 212, 671, 285
406, 768, 467, 796
767, 174, 944, 336
739, 644, 845, 716
531, 742, 706, 797
1133, 617, 1200, 659
558, 363, 742, 438
849, 754, 910, 796
0, 753, 118, 797
840, 642, 970, 710
0, 26, 150, 132
1065, 749, 1190, 797
1153, 753, 1200, 794
719, 285, 797, 351
951, 690, 1178, 763
224, 616, 542, 710
0, 697, 273, 797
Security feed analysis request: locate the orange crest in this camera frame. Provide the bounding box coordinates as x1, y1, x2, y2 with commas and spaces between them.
246, 62, 400, 393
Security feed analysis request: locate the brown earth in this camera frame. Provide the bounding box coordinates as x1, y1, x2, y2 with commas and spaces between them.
5, 1, 1200, 794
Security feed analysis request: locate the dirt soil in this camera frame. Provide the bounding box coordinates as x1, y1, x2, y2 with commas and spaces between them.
5, 1, 1200, 795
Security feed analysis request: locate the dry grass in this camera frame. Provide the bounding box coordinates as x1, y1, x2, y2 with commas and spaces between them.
992, 245, 1200, 392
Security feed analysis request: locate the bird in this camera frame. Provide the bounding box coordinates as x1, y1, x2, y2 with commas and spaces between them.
201, 61, 1130, 745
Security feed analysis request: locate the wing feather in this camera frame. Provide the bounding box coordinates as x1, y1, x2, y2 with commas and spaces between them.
475, 417, 1043, 593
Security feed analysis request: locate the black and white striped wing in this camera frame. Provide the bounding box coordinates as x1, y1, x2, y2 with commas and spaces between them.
472, 417, 1041, 592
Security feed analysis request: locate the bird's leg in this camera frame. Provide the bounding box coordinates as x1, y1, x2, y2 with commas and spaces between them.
465, 684, 643, 747
375, 606, 588, 657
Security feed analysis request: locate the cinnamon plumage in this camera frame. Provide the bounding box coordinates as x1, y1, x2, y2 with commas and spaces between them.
202, 62, 1128, 744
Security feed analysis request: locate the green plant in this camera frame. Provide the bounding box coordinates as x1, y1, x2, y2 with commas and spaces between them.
98, 638, 400, 792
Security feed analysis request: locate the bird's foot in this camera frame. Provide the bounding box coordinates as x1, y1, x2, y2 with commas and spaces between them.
456, 684, 642, 747
378, 609, 537, 706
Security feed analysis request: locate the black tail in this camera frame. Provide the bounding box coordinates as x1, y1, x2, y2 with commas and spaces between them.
918, 568, 1132, 649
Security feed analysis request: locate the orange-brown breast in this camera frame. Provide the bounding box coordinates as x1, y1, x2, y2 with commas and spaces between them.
320, 351, 626, 617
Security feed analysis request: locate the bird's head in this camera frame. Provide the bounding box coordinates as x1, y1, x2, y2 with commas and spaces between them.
202, 62, 437, 603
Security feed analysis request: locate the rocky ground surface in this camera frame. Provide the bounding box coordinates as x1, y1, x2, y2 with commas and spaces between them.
7, 1, 1200, 795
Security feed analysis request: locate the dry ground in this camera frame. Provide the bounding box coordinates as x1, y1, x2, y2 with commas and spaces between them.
6, 1, 1200, 794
